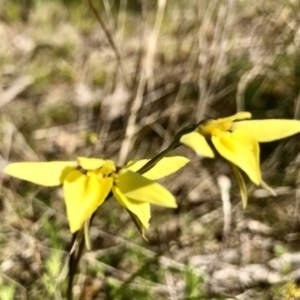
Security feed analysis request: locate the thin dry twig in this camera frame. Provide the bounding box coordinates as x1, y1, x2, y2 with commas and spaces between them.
0, 76, 34, 109
86, 0, 130, 88
118, 0, 166, 165
196, 0, 236, 120
217, 175, 232, 240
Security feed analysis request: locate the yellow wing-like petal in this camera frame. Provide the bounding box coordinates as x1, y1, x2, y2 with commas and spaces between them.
112, 186, 150, 230
180, 132, 215, 158
126, 156, 190, 180
118, 169, 177, 208
77, 157, 107, 170
63, 170, 113, 233
212, 130, 261, 185
4, 161, 77, 186
231, 164, 248, 208
261, 180, 277, 196
198, 112, 252, 136
217, 112, 252, 123
126, 209, 148, 240
231, 119, 300, 142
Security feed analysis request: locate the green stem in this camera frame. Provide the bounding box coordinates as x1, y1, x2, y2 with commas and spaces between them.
67, 231, 85, 300
137, 142, 177, 174
137, 123, 197, 174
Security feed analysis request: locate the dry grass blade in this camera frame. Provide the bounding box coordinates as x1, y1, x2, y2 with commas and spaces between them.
2, 0, 300, 299
0, 76, 34, 109
87, 0, 130, 88
118, 0, 166, 165
196, 0, 236, 120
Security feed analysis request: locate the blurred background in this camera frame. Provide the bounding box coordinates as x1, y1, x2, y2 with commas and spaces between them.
1, 0, 300, 299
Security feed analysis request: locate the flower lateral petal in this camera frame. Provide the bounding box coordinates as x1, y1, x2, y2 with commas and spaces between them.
217, 112, 252, 123
64, 170, 113, 233
4, 161, 77, 186
112, 186, 150, 230
231, 119, 300, 142
198, 112, 252, 136
118, 169, 177, 208
231, 164, 248, 208
180, 131, 215, 158
212, 129, 261, 185
126, 156, 190, 180
261, 180, 277, 197
77, 157, 108, 170
126, 209, 149, 240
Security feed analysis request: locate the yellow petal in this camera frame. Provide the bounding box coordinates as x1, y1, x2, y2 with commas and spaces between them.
217, 112, 252, 123
101, 161, 116, 174
77, 157, 107, 170
126, 156, 190, 180
118, 169, 177, 208
129, 146, 176, 176
198, 112, 252, 136
180, 131, 215, 158
231, 164, 248, 208
4, 161, 77, 186
112, 186, 150, 229
212, 130, 261, 185
64, 170, 113, 233
261, 180, 277, 197
231, 119, 300, 142
126, 209, 148, 240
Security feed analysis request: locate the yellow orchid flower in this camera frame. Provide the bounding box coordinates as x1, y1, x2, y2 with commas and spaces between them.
4, 156, 189, 234
180, 112, 300, 208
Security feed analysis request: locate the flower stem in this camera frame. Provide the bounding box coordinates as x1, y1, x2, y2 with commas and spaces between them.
137, 124, 197, 174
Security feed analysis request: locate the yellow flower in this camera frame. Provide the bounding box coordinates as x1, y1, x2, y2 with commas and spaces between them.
4, 156, 189, 233
180, 112, 300, 207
